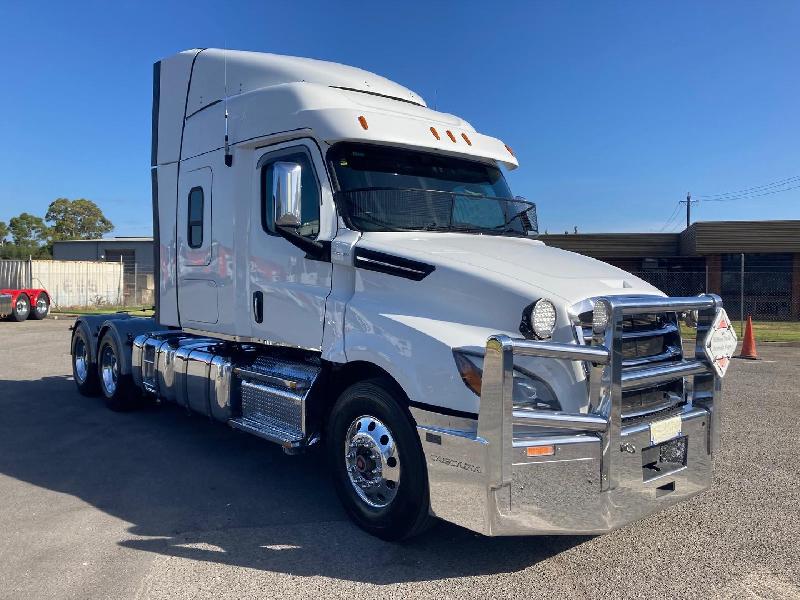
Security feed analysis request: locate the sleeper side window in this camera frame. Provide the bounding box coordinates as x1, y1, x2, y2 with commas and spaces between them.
188, 187, 204, 248
260, 150, 320, 238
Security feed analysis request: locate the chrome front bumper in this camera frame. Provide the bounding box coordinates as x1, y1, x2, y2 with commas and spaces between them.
415, 294, 723, 536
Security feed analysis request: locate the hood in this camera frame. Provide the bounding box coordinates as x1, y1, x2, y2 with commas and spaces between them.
356, 232, 662, 305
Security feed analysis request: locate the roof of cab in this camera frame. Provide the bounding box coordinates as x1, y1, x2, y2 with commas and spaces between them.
185, 48, 425, 116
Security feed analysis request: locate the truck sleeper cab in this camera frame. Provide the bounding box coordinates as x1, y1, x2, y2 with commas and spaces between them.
70, 49, 736, 540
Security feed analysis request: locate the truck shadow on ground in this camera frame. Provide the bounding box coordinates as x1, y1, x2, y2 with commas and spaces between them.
0, 374, 590, 584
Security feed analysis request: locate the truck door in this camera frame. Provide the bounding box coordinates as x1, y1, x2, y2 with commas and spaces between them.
249, 141, 333, 350
177, 166, 218, 325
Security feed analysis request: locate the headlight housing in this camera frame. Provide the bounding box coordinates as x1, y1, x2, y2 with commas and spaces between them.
452, 351, 561, 410
520, 298, 558, 340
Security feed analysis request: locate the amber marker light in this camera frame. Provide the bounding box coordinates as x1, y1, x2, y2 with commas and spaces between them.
358, 115, 369, 130
461, 133, 472, 146
526, 445, 556, 457
452, 352, 482, 396
430, 126, 441, 140
505, 143, 515, 156
446, 130, 457, 143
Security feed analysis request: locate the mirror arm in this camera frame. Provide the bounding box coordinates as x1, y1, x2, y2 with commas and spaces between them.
275, 225, 330, 261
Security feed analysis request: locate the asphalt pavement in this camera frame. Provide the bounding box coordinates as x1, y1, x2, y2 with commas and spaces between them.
0, 318, 798, 599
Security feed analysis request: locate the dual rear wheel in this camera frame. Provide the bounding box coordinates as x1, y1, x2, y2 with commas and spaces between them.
5, 292, 49, 321
71, 328, 139, 411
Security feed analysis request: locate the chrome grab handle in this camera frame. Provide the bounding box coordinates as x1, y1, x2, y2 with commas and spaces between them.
478, 293, 723, 494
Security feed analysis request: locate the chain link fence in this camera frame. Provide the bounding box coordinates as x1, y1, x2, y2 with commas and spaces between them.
631, 270, 797, 322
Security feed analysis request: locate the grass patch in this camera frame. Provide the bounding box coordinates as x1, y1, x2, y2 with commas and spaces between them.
681, 321, 800, 343
52, 306, 155, 317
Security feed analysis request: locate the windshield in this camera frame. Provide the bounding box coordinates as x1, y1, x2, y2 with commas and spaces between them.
328, 142, 535, 235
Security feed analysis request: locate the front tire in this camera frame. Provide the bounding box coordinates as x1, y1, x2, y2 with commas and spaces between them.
327, 378, 433, 541
9, 293, 30, 322
29, 292, 50, 320
97, 333, 140, 411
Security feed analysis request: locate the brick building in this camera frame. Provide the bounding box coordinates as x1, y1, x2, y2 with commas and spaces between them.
541, 220, 800, 320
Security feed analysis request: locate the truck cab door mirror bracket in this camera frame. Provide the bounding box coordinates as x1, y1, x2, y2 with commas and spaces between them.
275, 225, 330, 262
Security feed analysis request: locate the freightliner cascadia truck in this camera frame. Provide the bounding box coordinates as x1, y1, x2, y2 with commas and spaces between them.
69, 49, 738, 540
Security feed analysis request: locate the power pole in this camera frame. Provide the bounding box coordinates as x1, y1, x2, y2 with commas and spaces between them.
679, 192, 695, 229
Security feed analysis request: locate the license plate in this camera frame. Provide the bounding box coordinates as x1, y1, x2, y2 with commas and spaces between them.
650, 415, 682, 445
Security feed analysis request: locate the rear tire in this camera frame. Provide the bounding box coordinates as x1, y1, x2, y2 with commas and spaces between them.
72, 327, 100, 397
29, 292, 50, 320
9, 293, 30, 322
97, 333, 140, 411
327, 378, 433, 541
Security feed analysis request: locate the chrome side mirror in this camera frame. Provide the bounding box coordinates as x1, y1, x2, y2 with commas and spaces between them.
272, 161, 303, 228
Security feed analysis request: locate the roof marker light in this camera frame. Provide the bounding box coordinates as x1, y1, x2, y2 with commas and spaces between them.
430, 127, 440, 140
358, 115, 369, 130
446, 130, 457, 143
505, 144, 515, 156
461, 133, 472, 146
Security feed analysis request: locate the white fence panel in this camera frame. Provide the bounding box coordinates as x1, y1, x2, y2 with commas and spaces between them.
30, 260, 124, 307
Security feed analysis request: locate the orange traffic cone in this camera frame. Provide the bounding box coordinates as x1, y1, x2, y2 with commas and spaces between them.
737, 315, 759, 360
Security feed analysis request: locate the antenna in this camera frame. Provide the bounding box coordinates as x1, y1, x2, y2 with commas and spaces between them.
224, 47, 233, 167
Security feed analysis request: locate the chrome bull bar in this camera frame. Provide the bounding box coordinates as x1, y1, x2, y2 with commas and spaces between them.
478, 293, 723, 495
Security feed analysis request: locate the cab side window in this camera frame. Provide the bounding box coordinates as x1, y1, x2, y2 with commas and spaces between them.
261, 150, 320, 238
187, 186, 204, 248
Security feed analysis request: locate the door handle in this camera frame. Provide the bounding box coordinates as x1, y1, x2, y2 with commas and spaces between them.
253, 291, 263, 323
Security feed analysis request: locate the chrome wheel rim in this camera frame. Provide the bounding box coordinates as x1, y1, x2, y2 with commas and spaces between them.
100, 345, 118, 396
36, 296, 48, 315
344, 415, 401, 508
15, 298, 28, 316
74, 338, 88, 383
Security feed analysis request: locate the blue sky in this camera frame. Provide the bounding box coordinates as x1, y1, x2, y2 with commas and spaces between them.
1, 1, 798, 236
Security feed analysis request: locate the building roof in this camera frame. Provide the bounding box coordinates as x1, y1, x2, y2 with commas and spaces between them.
541, 220, 800, 258
52, 237, 153, 243
538, 233, 680, 258
680, 220, 800, 254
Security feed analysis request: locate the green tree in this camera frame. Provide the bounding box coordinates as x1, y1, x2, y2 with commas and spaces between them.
9, 213, 48, 247
0, 221, 8, 244
45, 198, 114, 241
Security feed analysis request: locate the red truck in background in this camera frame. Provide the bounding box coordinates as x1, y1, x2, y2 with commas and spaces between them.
0, 288, 50, 321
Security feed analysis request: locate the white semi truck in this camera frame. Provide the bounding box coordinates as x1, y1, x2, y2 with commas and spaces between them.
70, 49, 738, 541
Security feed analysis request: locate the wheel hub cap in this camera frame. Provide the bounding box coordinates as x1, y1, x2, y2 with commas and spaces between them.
100, 345, 118, 395
74, 339, 88, 383
344, 415, 401, 508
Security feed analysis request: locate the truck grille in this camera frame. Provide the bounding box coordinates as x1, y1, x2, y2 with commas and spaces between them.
578, 310, 685, 419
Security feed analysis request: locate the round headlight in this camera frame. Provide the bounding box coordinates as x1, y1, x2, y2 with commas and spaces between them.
531, 299, 557, 339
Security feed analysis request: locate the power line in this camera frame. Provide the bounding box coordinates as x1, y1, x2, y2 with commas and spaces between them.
700, 183, 800, 202
658, 201, 682, 232
696, 175, 800, 200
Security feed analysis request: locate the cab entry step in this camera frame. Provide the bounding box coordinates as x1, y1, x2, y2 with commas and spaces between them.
229, 356, 321, 450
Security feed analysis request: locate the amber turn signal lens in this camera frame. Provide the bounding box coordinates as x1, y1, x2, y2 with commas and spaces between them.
526, 445, 555, 457
446, 130, 457, 143
430, 126, 441, 140
452, 352, 482, 396
461, 133, 472, 146
358, 115, 369, 130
